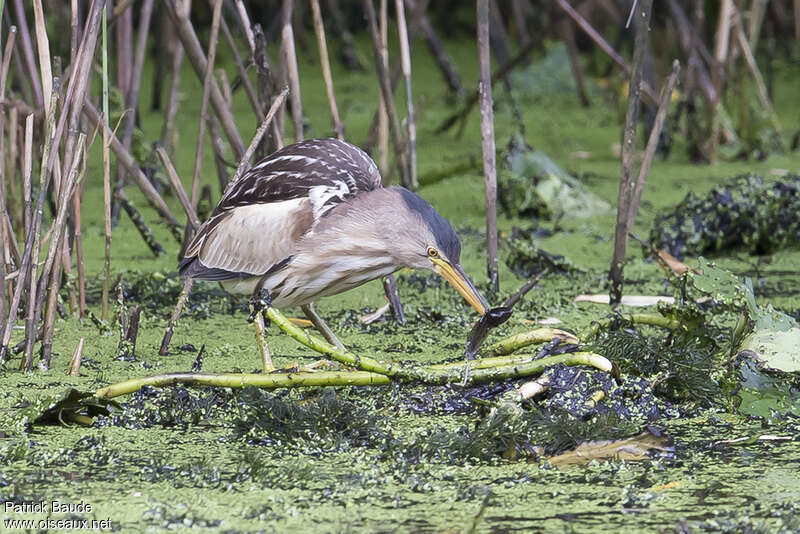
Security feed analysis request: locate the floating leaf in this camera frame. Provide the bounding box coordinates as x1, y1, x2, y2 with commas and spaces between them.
547, 429, 674, 467
16, 388, 121, 429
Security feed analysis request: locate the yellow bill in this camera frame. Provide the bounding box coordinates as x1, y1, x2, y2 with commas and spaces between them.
431, 258, 489, 315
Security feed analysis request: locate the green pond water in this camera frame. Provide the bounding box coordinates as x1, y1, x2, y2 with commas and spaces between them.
1, 33, 800, 533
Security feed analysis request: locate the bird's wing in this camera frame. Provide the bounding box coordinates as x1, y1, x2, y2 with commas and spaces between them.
180, 139, 381, 281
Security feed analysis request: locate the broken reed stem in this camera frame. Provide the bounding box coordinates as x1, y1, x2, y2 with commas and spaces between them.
476, 0, 499, 293
40, 134, 86, 369
190, 0, 223, 212
609, 0, 651, 307
627, 60, 681, 232
156, 146, 201, 230
159, 277, 193, 356
395, 0, 418, 189
67, 338, 84, 375
282, 0, 303, 142
165, 0, 245, 160
101, 5, 111, 322
230, 87, 289, 185
364, 0, 411, 188
310, 0, 343, 140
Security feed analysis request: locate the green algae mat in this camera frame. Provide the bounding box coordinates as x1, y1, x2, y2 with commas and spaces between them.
2, 37, 800, 533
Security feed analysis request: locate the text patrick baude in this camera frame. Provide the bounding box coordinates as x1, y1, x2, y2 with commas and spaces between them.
5, 500, 94, 514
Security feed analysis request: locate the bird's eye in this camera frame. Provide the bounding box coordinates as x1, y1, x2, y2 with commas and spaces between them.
427, 247, 439, 258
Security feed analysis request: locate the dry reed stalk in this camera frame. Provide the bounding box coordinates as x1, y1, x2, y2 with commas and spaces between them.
7, 102, 19, 231
22, 90, 58, 370
555, 0, 658, 105
407, 0, 463, 100
364, 0, 411, 188
165, 0, 245, 160
627, 60, 681, 232
218, 13, 263, 119
310, 0, 344, 139
282, 0, 304, 142
395, 0, 417, 189
72, 134, 88, 317
795, 0, 800, 40
234, 0, 256, 52
159, 278, 193, 355
732, 9, 784, 146
0, 26, 16, 334
218, 68, 232, 107
83, 99, 180, 228
156, 146, 201, 231
609, 0, 652, 306
40, 133, 86, 368
116, 192, 165, 257
22, 113, 31, 238
710, 0, 734, 161
67, 338, 84, 375
115, 0, 155, 220
45, 0, 104, 183
511, 0, 531, 44
230, 87, 289, 184
32, 0, 52, 113
11, 0, 43, 108
377, 0, 389, 175
102, 5, 111, 322
476, 0, 498, 293
190, 0, 223, 213
560, 16, 590, 107
161, 18, 185, 152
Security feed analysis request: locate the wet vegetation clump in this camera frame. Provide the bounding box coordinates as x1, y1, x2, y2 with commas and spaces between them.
592, 328, 723, 408
650, 174, 800, 259
94, 386, 235, 429
230, 388, 386, 454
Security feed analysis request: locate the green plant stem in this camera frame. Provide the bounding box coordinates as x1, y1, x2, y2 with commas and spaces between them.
579, 313, 681, 342
95, 351, 614, 399
484, 328, 579, 356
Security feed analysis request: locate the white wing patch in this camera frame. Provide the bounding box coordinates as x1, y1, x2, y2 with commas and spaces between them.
308, 180, 351, 219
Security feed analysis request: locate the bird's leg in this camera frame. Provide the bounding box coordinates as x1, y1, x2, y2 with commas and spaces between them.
382, 274, 406, 325
249, 285, 274, 372
301, 303, 346, 350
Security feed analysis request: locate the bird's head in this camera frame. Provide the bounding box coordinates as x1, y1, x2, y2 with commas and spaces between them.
391, 188, 489, 315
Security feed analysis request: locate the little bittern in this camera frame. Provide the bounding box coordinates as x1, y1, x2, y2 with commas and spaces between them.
180, 138, 488, 370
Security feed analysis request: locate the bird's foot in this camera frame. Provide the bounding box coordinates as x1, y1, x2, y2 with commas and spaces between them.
248, 288, 272, 325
